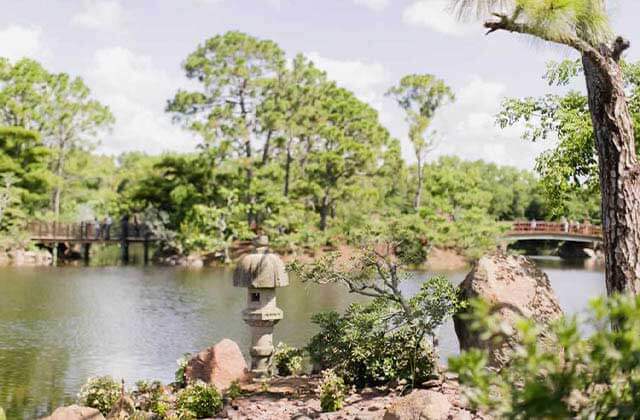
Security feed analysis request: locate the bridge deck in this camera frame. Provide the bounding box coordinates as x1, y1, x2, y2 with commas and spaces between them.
504, 221, 602, 243
27, 221, 156, 244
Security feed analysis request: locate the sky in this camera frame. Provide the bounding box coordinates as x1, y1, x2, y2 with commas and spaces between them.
1, 0, 639, 169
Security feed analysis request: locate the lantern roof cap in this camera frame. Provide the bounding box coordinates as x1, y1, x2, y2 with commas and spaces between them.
233, 236, 289, 288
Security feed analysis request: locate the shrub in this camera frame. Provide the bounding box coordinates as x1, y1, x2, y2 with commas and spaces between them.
176, 381, 222, 419
225, 380, 242, 400
77, 376, 121, 416
305, 274, 460, 388
174, 353, 191, 387
308, 300, 436, 388
318, 369, 346, 412
449, 295, 640, 419
271, 343, 304, 376
133, 380, 169, 416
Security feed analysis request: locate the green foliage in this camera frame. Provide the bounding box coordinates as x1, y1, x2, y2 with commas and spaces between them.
174, 353, 191, 388
450, 295, 640, 419
271, 343, 305, 376
318, 369, 347, 413
306, 275, 459, 388
133, 380, 169, 417
0, 31, 598, 258
0, 406, 5, 420
176, 381, 222, 419
386, 74, 454, 209
0, 58, 114, 221
77, 376, 121, 416
225, 381, 242, 400
497, 59, 640, 219
294, 232, 462, 387
307, 301, 435, 387
0, 127, 50, 228
453, 0, 611, 46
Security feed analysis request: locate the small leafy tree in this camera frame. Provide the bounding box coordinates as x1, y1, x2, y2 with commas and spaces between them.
291, 230, 461, 386
450, 295, 640, 418
176, 381, 223, 419
318, 369, 347, 413
386, 74, 454, 209
77, 376, 121, 416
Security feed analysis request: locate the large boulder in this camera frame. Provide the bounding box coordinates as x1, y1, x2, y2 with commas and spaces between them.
454, 253, 563, 367
42, 405, 105, 420
383, 390, 452, 420
184, 339, 249, 391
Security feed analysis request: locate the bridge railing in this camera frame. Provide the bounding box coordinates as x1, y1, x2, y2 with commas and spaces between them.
509, 221, 602, 237
27, 220, 153, 242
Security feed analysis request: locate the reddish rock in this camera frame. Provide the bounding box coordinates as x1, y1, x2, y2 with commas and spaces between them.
383, 390, 452, 420
184, 339, 249, 391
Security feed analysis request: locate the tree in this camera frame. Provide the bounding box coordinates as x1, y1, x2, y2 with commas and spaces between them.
0, 127, 51, 224
386, 75, 454, 209
498, 60, 640, 221
0, 58, 114, 224
259, 54, 327, 197
453, 0, 640, 295
299, 83, 391, 230
167, 31, 286, 228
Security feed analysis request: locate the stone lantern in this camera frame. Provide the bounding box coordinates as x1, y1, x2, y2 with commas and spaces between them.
233, 236, 289, 377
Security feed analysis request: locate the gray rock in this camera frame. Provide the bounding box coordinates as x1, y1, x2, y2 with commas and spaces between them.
454, 253, 563, 367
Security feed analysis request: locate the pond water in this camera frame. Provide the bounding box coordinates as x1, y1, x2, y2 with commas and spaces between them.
0, 256, 604, 419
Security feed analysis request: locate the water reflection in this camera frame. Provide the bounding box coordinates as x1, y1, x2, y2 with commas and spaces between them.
0, 259, 604, 418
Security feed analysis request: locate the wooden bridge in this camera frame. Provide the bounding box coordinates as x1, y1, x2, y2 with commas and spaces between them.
503, 221, 603, 244
27, 220, 156, 263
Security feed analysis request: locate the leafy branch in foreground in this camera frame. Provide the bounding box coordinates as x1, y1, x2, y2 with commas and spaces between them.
450, 295, 640, 419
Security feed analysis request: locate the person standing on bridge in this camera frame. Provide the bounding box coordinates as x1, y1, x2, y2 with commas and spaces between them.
93, 217, 100, 239
103, 215, 113, 240
561, 216, 569, 233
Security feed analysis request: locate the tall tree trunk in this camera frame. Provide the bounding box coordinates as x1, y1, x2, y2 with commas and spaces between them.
582, 52, 640, 295
413, 157, 423, 210
51, 154, 64, 266
284, 139, 293, 197
319, 194, 330, 231
261, 129, 273, 165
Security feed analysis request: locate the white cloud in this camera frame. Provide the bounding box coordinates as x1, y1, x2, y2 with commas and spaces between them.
353, 0, 390, 12
429, 77, 547, 169
86, 47, 198, 155
403, 0, 477, 36
306, 52, 389, 109
0, 24, 44, 61
72, 0, 125, 32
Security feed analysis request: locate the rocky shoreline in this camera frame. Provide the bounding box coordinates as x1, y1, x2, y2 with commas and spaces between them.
156, 244, 471, 272
0, 248, 52, 267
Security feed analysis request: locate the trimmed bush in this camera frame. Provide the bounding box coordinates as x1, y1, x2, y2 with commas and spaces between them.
176, 381, 222, 419
271, 343, 304, 376
318, 369, 346, 412
77, 376, 121, 416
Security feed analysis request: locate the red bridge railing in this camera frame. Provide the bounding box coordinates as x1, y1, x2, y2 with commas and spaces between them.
27, 221, 154, 242
508, 221, 602, 238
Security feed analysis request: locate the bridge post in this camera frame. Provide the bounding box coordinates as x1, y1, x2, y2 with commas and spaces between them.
120, 215, 130, 265
143, 235, 150, 266
83, 243, 91, 265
